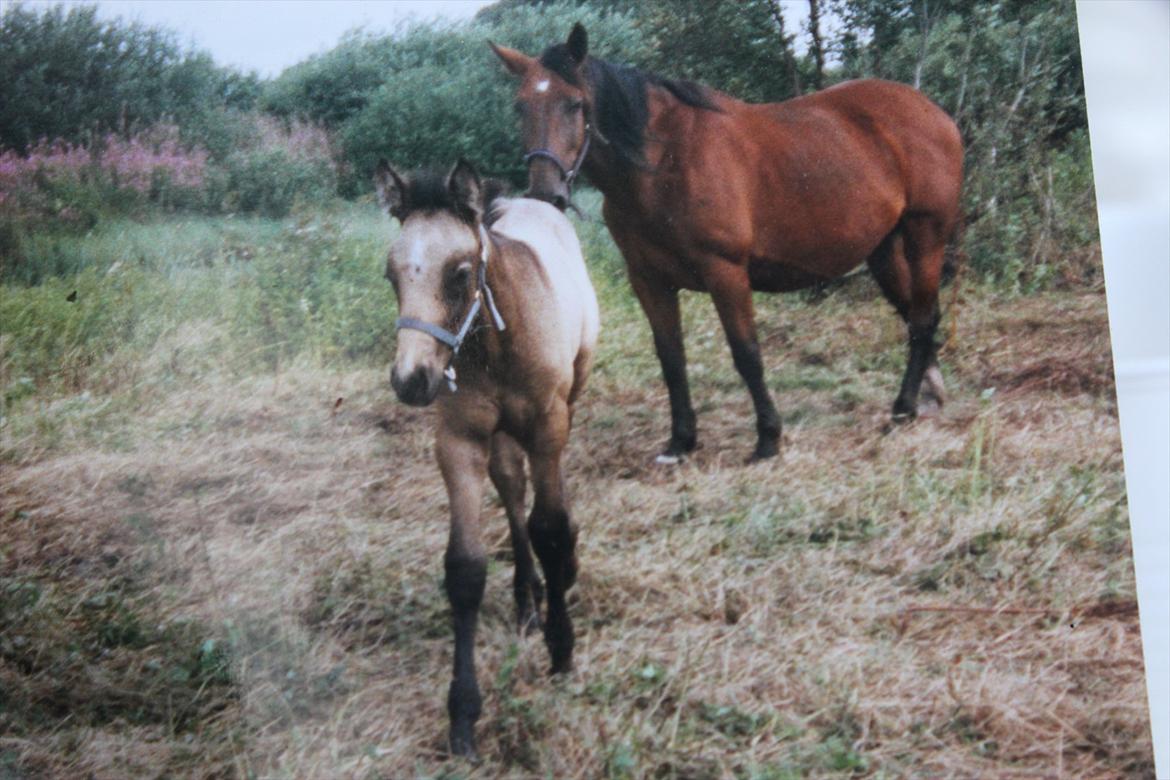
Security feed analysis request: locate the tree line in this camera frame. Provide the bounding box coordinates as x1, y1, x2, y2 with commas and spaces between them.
1, 0, 1096, 288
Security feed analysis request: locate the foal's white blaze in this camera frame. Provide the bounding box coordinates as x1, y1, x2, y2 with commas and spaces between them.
389, 213, 478, 383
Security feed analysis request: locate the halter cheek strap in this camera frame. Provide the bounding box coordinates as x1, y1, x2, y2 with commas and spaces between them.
394, 224, 507, 392
523, 122, 593, 192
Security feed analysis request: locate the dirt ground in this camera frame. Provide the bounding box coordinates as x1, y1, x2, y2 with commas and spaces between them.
0, 284, 1153, 778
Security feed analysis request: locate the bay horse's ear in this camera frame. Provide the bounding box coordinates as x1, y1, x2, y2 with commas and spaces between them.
447, 158, 483, 223
488, 41, 532, 77
374, 159, 407, 220
566, 23, 588, 63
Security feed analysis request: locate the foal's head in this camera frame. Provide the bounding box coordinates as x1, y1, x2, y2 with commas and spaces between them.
375, 159, 489, 407
491, 23, 592, 210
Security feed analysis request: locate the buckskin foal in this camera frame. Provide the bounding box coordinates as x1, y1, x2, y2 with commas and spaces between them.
376, 159, 599, 757
492, 24, 962, 463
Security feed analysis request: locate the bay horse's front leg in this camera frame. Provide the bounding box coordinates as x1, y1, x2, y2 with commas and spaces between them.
702, 259, 782, 461
524, 402, 578, 674
436, 421, 492, 758
627, 268, 698, 462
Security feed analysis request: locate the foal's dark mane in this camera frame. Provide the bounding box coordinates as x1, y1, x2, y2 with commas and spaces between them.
538, 44, 719, 166
400, 169, 509, 226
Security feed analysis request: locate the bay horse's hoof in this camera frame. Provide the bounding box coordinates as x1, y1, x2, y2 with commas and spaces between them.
746, 436, 780, 463
654, 452, 685, 466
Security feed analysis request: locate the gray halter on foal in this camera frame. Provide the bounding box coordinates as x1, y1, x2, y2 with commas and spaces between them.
395, 224, 506, 392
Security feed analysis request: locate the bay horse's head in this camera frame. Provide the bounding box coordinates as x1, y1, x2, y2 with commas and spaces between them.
375, 159, 491, 407
490, 23, 592, 211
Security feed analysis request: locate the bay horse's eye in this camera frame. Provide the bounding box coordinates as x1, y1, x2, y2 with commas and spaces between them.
565, 99, 583, 115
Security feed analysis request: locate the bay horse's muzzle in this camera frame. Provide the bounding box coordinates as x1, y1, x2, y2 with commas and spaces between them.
527, 187, 570, 212
523, 123, 592, 213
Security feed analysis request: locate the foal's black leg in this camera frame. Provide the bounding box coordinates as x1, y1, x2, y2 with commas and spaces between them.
526, 405, 577, 675
489, 431, 542, 635
528, 505, 577, 674
444, 549, 486, 757
436, 425, 493, 758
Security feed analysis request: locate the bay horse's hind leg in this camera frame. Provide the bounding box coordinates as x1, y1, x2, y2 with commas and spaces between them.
488, 431, 543, 635
866, 222, 947, 420
525, 402, 578, 674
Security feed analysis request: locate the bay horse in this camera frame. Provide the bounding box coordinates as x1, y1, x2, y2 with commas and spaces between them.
491, 24, 962, 462
375, 159, 599, 757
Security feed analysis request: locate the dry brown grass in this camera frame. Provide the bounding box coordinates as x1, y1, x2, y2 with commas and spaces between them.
0, 282, 1152, 778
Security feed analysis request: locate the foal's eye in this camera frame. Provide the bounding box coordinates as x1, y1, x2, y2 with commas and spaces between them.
443, 264, 472, 301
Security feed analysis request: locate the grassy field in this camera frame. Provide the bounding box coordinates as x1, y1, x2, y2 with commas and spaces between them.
0, 195, 1152, 778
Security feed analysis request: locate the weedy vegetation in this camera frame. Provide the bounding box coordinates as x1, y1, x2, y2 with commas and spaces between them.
0, 190, 1150, 777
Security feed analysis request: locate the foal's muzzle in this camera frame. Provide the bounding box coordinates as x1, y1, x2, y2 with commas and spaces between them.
391, 365, 441, 407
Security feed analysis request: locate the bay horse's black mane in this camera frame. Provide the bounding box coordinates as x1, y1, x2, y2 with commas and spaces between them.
538, 43, 720, 167
396, 168, 510, 227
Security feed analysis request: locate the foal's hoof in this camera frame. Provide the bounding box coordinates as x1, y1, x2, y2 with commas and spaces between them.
891, 396, 918, 423
916, 396, 942, 419
448, 728, 479, 761
518, 608, 542, 636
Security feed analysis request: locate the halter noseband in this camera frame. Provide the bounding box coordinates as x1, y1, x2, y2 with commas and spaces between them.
522, 121, 593, 196
394, 223, 507, 392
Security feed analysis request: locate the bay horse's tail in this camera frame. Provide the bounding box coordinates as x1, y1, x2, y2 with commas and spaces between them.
941, 208, 968, 286
940, 209, 968, 353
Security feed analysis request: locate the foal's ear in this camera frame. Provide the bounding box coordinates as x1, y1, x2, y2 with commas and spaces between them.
489, 41, 533, 77
447, 158, 483, 223
566, 23, 588, 63
374, 159, 407, 220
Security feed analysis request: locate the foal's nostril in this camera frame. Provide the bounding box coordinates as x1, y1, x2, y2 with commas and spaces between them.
392, 368, 434, 407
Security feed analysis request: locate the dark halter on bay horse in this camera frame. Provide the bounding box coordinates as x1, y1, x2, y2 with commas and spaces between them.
492, 23, 963, 463
521, 121, 594, 212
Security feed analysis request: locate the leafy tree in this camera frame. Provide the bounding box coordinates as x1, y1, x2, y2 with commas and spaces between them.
0, 3, 257, 155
